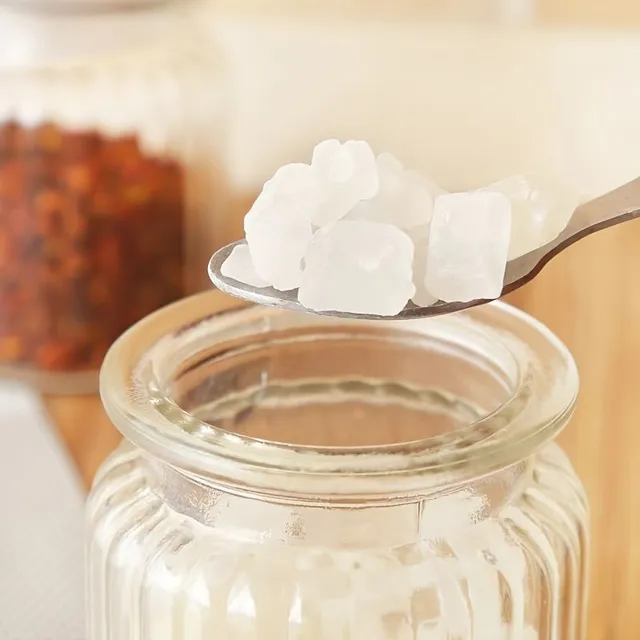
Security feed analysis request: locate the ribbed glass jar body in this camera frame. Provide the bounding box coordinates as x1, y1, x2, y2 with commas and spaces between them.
88, 292, 589, 639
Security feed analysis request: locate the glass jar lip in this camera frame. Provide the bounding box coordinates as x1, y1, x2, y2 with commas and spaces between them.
100, 292, 578, 500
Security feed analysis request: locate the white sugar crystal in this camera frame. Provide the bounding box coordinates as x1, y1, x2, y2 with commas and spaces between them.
404, 170, 437, 225
298, 220, 415, 316
349, 141, 380, 197
312, 139, 355, 183
408, 225, 438, 307
267, 162, 321, 197
348, 153, 435, 229
425, 192, 511, 303
245, 204, 312, 290
245, 166, 316, 290
377, 152, 404, 186
220, 244, 269, 288
483, 173, 577, 259
310, 140, 379, 227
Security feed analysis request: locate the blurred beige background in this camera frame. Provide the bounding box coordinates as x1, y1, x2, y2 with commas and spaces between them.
213, 0, 640, 25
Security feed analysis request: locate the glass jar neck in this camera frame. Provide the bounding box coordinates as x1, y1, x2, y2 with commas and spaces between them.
100, 292, 578, 503
143, 449, 530, 546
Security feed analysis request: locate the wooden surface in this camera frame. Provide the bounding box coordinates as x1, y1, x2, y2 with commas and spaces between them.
46, 395, 120, 488
505, 224, 640, 640
46, 226, 640, 639
538, 0, 640, 27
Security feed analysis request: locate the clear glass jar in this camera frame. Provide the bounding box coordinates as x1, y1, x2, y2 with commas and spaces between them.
0, 0, 225, 393
88, 291, 589, 639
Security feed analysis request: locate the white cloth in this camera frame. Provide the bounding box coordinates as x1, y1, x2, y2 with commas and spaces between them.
0, 382, 85, 640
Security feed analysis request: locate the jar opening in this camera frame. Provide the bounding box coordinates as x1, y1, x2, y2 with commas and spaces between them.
100, 292, 578, 498
172, 321, 515, 449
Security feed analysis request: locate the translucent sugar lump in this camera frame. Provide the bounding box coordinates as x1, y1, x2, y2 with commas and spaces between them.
220, 244, 268, 288
408, 224, 438, 307
243, 141, 379, 291
425, 191, 511, 303
483, 173, 577, 259
348, 152, 435, 229
221, 138, 577, 315
310, 139, 379, 227
244, 163, 318, 291
298, 220, 415, 316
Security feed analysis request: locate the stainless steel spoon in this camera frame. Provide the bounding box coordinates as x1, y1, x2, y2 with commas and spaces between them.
208, 177, 640, 320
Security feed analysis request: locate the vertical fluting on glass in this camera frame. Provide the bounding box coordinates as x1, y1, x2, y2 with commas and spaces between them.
87, 442, 588, 640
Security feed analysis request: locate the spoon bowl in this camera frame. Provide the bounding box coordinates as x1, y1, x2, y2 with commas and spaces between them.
208, 177, 640, 320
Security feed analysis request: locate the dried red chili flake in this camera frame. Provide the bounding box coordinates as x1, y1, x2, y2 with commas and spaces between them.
0, 120, 186, 375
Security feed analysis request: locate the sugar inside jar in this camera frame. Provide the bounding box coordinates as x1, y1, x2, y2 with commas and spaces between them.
0, 0, 225, 392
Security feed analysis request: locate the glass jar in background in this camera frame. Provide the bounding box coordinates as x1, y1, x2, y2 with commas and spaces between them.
0, 0, 226, 393
88, 291, 589, 639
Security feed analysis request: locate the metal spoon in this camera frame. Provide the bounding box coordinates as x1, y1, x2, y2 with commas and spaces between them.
208, 177, 640, 320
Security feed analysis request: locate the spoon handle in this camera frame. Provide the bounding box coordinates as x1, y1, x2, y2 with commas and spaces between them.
503, 177, 640, 294
570, 176, 640, 234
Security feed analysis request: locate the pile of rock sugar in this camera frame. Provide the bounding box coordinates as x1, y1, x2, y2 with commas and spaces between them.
222, 140, 576, 316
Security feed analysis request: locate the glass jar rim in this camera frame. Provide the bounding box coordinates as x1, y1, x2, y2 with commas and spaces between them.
100, 292, 578, 500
